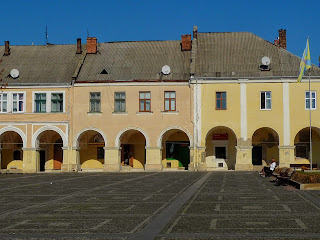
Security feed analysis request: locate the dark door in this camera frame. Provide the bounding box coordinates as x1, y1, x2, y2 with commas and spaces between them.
39, 150, 46, 171
252, 146, 263, 165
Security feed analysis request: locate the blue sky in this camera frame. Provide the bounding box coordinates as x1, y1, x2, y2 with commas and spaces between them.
1, 0, 319, 65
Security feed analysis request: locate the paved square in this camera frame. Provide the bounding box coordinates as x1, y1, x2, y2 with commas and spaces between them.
0, 172, 320, 239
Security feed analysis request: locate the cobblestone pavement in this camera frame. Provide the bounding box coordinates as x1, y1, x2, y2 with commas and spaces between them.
0, 172, 319, 239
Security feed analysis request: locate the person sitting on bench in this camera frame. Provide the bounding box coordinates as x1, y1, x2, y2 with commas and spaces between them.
259, 158, 276, 177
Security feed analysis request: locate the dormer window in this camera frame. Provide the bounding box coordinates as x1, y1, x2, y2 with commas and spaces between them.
100, 69, 108, 74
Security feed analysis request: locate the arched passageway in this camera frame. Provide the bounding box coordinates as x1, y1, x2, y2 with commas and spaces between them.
0, 131, 23, 171
205, 126, 237, 170
120, 130, 146, 169
160, 129, 190, 170
37, 130, 63, 171
252, 127, 279, 166
294, 127, 320, 167
77, 130, 105, 170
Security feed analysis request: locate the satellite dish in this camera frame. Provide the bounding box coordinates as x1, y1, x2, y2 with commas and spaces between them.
161, 65, 171, 75
261, 56, 271, 65
10, 69, 19, 78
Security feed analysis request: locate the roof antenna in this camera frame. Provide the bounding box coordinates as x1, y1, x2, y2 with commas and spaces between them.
45, 25, 48, 45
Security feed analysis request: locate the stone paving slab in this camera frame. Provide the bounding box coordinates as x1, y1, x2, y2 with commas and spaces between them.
0, 171, 320, 239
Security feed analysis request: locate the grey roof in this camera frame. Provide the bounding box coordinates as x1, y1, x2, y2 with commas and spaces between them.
76, 41, 191, 82
0, 44, 82, 85
194, 32, 320, 78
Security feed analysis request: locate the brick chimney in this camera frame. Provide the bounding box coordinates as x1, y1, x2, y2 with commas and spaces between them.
193, 26, 198, 39
87, 37, 97, 54
181, 34, 192, 51
4, 41, 10, 56
278, 29, 286, 49
76, 38, 82, 54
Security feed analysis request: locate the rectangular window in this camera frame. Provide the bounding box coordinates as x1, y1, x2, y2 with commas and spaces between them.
0, 93, 8, 113
216, 92, 227, 110
164, 91, 176, 111
305, 91, 316, 110
35, 93, 46, 113
115, 92, 126, 112
51, 93, 63, 112
139, 91, 151, 112
12, 93, 24, 112
89, 92, 101, 112
260, 91, 272, 110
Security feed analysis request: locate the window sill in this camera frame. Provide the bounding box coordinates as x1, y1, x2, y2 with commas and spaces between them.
260, 109, 272, 111
305, 108, 317, 111
112, 112, 128, 115
88, 112, 102, 116
161, 111, 179, 115
136, 111, 153, 115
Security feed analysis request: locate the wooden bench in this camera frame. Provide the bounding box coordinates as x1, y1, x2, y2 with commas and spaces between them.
275, 168, 295, 186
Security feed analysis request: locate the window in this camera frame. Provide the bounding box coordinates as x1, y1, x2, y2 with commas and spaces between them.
260, 91, 271, 110
216, 92, 226, 110
12, 93, 24, 112
305, 91, 316, 110
89, 92, 101, 112
164, 91, 176, 111
115, 92, 126, 112
139, 91, 151, 112
51, 93, 63, 112
35, 93, 46, 112
0, 93, 7, 112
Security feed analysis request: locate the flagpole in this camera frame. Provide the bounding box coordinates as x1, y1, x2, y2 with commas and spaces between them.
309, 69, 312, 170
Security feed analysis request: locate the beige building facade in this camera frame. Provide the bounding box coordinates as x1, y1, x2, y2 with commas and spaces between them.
1, 28, 320, 173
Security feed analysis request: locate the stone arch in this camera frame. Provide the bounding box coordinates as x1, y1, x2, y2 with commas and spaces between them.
157, 126, 193, 148
32, 126, 68, 148
294, 126, 320, 166
0, 126, 27, 148
73, 127, 107, 148
115, 127, 150, 148
205, 126, 238, 170
251, 127, 279, 166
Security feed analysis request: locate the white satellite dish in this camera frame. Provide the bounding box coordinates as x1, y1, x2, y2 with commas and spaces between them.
10, 69, 19, 78
161, 65, 171, 75
261, 56, 271, 65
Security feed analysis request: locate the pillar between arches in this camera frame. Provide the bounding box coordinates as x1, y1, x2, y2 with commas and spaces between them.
103, 147, 121, 172
195, 146, 206, 171
22, 148, 39, 173
279, 145, 295, 168
188, 147, 195, 171
61, 147, 80, 172
145, 147, 162, 172
235, 138, 253, 171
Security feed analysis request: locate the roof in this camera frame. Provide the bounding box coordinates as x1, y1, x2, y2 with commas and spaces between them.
76, 40, 191, 82
194, 32, 320, 78
0, 44, 82, 85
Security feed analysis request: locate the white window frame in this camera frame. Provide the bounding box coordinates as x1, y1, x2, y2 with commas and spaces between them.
305, 91, 316, 110
260, 91, 272, 110
0, 92, 26, 114
32, 91, 65, 113
0, 93, 8, 113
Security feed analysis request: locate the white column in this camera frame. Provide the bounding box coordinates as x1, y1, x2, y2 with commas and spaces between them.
193, 82, 202, 147
282, 82, 290, 145
240, 82, 247, 140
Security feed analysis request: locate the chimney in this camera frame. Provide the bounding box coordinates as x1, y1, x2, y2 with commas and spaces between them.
4, 41, 10, 56
87, 37, 97, 54
193, 26, 198, 39
181, 34, 192, 51
278, 29, 286, 49
76, 38, 82, 54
